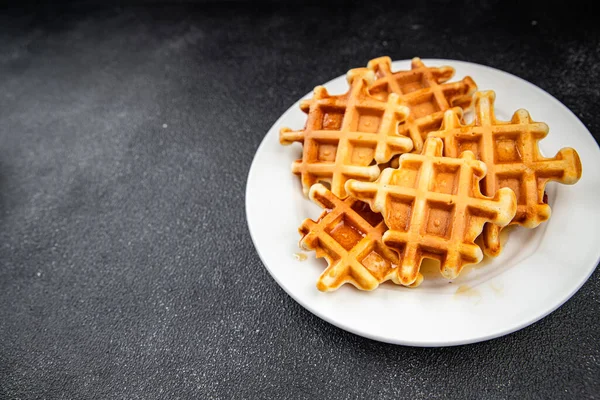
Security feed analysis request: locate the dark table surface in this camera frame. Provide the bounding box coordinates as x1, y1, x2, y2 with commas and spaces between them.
1, 1, 599, 399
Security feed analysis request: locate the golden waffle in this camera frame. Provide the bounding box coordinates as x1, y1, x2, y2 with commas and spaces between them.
345, 137, 517, 286
299, 183, 423, 291
280, 69, 413, 198
429, 91, 582, 256
356, 56, 477, 153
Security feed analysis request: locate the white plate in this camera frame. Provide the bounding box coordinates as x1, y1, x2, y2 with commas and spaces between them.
245, 59, 600, 346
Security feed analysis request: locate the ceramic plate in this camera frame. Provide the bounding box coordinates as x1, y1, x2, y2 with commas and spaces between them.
245, 59, 600, 346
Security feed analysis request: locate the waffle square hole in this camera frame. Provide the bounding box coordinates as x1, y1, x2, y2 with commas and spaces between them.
326, 214, 364, 251
368, 82, 390, 101
456, 135, 483, 159
360, 244, 393, 281
494, 133, 522, 163
497, 173, 526, 205
314, 139, 338, 162
431, 163, 460, 195
320, 106, 345, 130
409, 93, 441, 119
385, 194, 413, 231
415, 118, 444, 136
350, 200, 383, 227
348, 142, 376, 165
394, 73, 426, 94
389, 164, 420, 188
425, 201, 454, 239
355, 107, 384, 133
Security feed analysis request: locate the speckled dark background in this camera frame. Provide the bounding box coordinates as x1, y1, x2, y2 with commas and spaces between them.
0, 1, 598, 399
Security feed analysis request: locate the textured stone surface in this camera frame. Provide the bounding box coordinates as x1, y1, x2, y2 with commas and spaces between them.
0, 1, 598, 399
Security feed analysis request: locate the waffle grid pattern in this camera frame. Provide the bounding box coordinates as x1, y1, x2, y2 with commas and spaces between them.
280, 70, 412, 198
346, 138, 516, 285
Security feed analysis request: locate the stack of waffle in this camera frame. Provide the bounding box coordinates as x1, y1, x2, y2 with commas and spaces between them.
279, 57, 582, 291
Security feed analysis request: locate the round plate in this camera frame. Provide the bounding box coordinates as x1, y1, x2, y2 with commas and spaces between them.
245, 59, 600, 346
